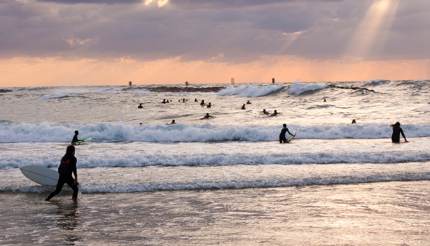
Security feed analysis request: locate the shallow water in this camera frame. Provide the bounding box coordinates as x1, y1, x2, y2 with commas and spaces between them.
1, 181, 429, 245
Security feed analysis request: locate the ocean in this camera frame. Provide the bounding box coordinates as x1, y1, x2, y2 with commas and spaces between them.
1, 80, 430, 245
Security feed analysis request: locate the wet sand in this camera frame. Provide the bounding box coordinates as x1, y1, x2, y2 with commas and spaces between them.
1, 181, 430, 245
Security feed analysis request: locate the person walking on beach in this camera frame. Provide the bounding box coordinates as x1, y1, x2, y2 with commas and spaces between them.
46, 145, 79, 202
391, 122, 408, 143
279, 124, 295, 143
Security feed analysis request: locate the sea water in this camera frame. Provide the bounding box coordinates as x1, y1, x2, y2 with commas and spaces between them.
0, 80, 429, 244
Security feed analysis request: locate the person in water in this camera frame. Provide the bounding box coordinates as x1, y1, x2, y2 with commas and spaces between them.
138, 103, 143, 109
201, 113, 214, 120
200, 100, 205, 106
46, 145, 79, 201
262, 109, 270, 115
71, 130, 80, 145
241, 104, 246, 110
246, 100, 252, 105
271, 110, 279, 117
207, 102, 212, 108
168, 119, 176, 125
391, 122, 408, 143
279, 124, 295, 143
352, 119, 357, 124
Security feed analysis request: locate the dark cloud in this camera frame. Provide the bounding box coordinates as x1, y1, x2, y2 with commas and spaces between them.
36, 0, 342, 7
37, 0, 141, 4
0, 0, 429, 61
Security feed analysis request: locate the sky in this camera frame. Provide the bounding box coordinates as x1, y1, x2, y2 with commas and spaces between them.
0, 0, 429, 86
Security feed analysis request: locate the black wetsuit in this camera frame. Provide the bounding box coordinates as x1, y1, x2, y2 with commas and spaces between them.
392, 125, 406, 143
279, 127, 293, 143
46, 156, 79, 201
72, 134, 79, 144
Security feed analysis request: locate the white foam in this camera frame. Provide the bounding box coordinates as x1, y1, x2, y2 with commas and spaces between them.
287, 83, 328, 95
1, 139, 430, 169
2, 163, 430, 193
218, 85, 284, 97
1, 122, 429, 143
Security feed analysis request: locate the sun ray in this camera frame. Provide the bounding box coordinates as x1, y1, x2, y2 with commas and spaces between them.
346, 0, 399, 59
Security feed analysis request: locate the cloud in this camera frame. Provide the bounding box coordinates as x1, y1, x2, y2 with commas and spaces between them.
0, 0, 429, 62
65, 37, 94, 48
37, 0, 142, 4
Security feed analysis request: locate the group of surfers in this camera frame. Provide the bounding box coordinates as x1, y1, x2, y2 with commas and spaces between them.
45, 120, 408, 202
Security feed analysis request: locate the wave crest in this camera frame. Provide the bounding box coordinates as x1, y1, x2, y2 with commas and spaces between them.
1, 122, 430, 143
218, 85, 284, 97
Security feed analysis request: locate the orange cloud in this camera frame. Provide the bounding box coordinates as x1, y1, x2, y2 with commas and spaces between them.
0, 56, 428, 87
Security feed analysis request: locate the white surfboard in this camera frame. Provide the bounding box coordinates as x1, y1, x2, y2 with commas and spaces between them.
20, 165, 59, 186
287, 134, 296, 143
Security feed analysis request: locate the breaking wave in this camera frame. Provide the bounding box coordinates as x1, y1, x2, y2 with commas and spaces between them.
287, 83, 328, 95
1, 122, 430, 143
2, 150, 430, 169
218, 85, 284, 97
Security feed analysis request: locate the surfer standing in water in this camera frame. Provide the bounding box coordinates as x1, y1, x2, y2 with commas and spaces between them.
391, 122, 408, 143
71, 130, 80, 145
46, 145, 79, 202
279, 124, 295, 143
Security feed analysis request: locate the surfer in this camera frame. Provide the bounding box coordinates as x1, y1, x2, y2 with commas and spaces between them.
271, 110, 279, 117
241, 104, 246, 110
71, 130, 80, 145
45, 145, 79, 202
279, 124, 295, 144
262, 109, 270, 115
138, 103, 143, 109
200, 100, 205, 107
168, 119, 176, 125
352, 119, 357, 124
246, 100, 252, 105
207, 102, 212, 108
201, 113, 214, 120
391, 122, 408, 143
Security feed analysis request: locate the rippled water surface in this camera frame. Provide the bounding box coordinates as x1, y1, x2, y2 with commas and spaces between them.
1, 181, 430, 245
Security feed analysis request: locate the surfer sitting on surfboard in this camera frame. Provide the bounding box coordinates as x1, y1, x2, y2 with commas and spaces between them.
46, 145, 79, 202
279, 124, 295, 144
71, 130, 81, 145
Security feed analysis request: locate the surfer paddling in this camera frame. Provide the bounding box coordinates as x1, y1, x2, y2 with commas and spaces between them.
279, 124, 295, 144
46, 145, 79, 202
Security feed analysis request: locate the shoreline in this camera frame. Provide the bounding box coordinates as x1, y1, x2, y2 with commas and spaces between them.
1, 181, 429, 245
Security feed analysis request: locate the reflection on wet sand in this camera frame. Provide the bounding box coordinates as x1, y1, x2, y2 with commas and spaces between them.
51, 200, 81, 245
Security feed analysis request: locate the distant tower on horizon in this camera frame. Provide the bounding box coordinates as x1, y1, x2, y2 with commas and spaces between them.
128, 81, 133, 87
272, 78, 276, 84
